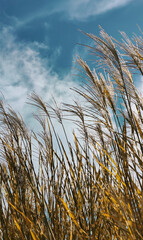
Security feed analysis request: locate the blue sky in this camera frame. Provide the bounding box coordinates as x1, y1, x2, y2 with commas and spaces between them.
0, 0, 143, 123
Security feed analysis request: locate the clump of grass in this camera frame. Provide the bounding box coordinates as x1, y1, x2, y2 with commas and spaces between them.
0, 28, 143, 239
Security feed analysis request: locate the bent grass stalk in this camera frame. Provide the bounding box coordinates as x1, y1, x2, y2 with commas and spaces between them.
0, 28, 143, 239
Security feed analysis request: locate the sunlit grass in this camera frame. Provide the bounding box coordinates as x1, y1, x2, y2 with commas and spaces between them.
0, 28, 143, 239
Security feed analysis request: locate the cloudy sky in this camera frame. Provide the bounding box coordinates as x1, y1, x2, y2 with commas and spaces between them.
0, 0, 142, 125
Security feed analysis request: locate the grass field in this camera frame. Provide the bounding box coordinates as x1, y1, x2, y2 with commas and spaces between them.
0, 28, 143, 239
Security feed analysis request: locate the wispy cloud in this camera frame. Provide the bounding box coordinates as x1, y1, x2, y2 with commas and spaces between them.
9, 0, 132, 29
0, 27, 79, 125
59, 0, 132, 20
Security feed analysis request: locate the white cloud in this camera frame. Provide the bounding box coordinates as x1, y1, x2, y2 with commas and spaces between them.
12, 0, 132, 29
0, 27, 79, 119
0, 26, 84, 155
56, 0, 132, 21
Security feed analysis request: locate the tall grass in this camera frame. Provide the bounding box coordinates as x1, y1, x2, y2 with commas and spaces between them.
0, 28, 143, 239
